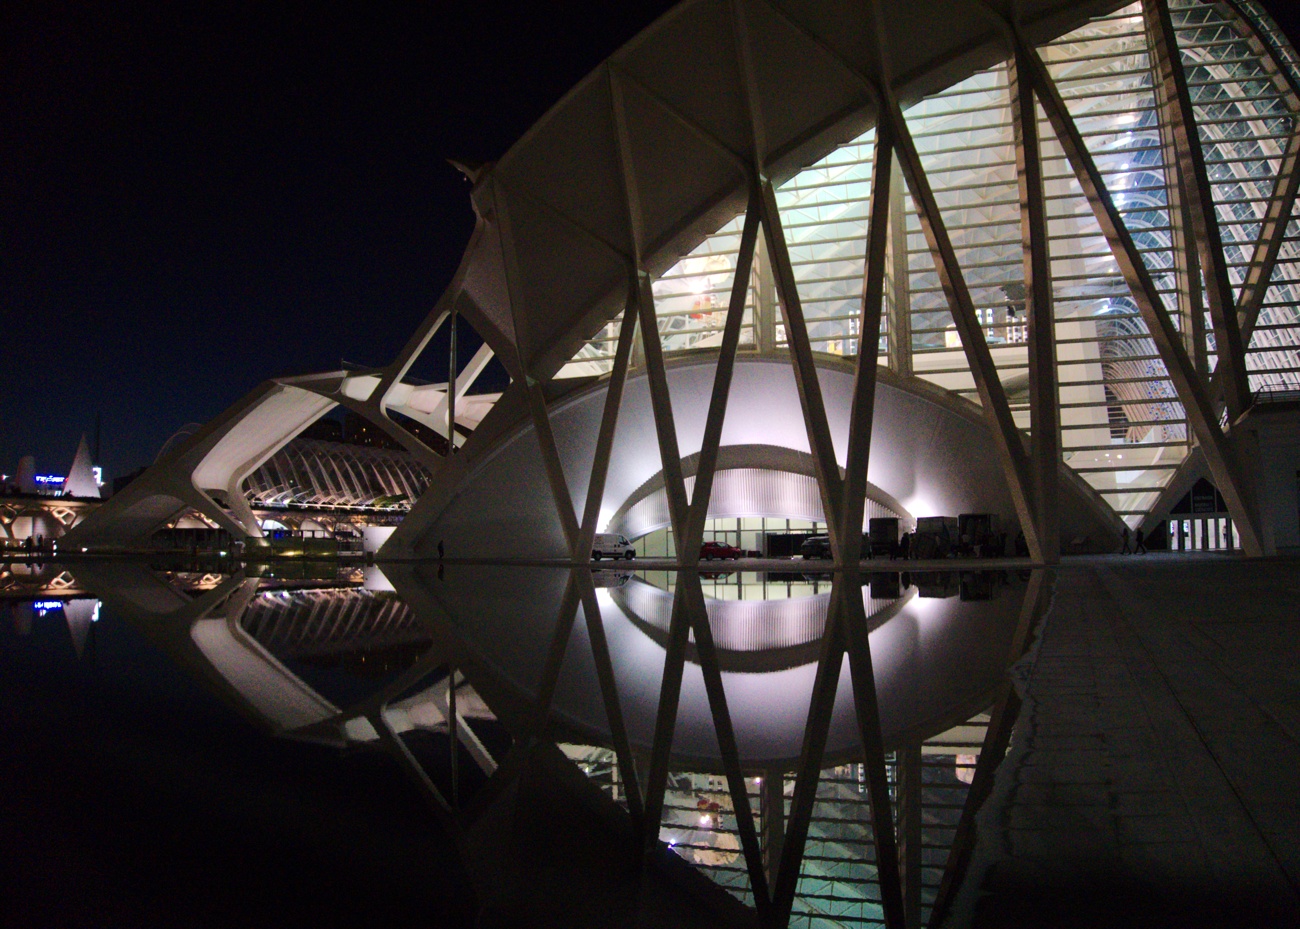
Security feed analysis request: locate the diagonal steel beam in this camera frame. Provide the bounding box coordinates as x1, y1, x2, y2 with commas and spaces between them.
884, 90, 1043, 563
635, 271, 692, 550
371, 710, 460, 834
578, 298, 640, 557
1024, 38, 1269, 557
1237, 125, 1300, 347
575, 570, 645, 823
730, 0, 768, 174
418, 342, 497, 450
1221, 0, 1300, 349
682, 189, 762, 555
888, 160, 913, 377
640, 583, 692, 862
493, 180, 584, 554
377, 308, 450, 412
495, 172, 633, 269
1147, 0, 1252, 421
610, 65, 750, 176
610, 66, 692, 555
769, 582, 847, 926
678, 573, 772, 915
839, 122, 894, 566
524, 379, 582, 556
304, 383, 444, 473
760, 179, 846, 547
839, 570, 905, 929
532, 570, 582, 723
1010, 46, 1062, 563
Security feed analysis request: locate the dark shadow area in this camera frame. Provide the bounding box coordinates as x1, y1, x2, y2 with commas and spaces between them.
0, 608, 475, 928
974, 864, 1298, 929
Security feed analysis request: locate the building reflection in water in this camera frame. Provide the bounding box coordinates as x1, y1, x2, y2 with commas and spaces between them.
12, 560, 1050, 928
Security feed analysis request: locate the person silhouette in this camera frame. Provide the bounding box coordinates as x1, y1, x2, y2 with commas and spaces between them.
1120, 526, 1131, 555
437, 540, 445, 560
1135, 528, 1146, 555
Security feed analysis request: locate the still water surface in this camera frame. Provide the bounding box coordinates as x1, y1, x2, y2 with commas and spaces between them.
2, 558, 1046, 927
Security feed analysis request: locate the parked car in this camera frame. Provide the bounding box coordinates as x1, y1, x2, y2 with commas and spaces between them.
800, 535, 832, 559
592, 533, 636, 560
700, 540, 742, 560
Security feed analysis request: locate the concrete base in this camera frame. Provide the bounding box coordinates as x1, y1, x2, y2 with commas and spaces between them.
957, 554, 1300, 928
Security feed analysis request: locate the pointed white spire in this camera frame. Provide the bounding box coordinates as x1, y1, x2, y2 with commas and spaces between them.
64, 600, 99, 658
63, 435, 101, 498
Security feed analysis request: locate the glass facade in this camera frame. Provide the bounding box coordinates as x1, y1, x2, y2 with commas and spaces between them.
561, 0, 1300, 529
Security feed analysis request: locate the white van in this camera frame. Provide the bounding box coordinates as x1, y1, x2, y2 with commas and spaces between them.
592, 533, 636, 560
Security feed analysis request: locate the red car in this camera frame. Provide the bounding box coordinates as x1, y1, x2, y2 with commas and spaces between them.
700, 541, 742, 561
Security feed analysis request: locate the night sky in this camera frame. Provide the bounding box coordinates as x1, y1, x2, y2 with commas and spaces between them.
4, 0, 1299, 482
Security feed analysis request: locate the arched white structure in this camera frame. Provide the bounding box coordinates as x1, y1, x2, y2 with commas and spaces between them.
388, 357, 1117, 559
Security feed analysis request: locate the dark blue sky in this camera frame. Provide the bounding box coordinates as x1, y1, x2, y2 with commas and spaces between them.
2, 0, 676, 480
3, 0, 1298, 480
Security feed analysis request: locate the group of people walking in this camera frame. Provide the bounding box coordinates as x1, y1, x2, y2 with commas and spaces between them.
1119, 526, 1147, 555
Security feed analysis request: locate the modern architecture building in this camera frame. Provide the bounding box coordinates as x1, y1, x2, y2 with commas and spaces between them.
65, 0, 1300, 563
38, 5, 1300, 926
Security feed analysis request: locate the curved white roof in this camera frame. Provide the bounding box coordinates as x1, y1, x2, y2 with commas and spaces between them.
449, 0, 1131, 377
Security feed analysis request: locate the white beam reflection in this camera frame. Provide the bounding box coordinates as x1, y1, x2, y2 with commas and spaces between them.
410, 566, 1033, 766
62, 559, 1052, 928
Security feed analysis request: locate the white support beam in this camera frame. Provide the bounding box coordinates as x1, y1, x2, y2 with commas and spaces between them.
760, 179, 847, 550
677, 573, 772, 916
634, 271, 691, 546
885, 90, 1044, 562
1024, 38, 1269, 556
578, 301, 639, 556
682, 190, 761, 555
1010, 47, 1062, 563
574, 570, 645, 823
414, 342, 496, 447
1222, 0, 1300, 347
610, 68, 691, 552
493, 180, 582, 554
1147, 0, 1252, 420
838, 123, 894, 565
839, 570, 906, 929
1238, 126, 1300, 346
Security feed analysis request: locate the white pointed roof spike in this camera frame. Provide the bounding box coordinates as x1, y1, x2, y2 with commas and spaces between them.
63, 435, 101, 498
64, 600, 99, 659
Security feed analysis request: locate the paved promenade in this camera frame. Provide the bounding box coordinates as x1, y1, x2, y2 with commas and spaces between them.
958, 555, 1300, 928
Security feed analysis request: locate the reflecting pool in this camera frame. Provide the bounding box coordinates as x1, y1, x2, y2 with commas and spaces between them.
2, 558, 1050, 928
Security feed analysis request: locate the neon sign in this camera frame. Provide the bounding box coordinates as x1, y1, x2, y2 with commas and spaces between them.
31, 467, 103, 489
32, 600, 63, 615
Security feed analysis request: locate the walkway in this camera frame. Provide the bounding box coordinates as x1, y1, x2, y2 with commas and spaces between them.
959, 555, 1300, 928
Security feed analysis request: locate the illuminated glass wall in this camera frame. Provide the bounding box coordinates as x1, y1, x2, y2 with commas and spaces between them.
560, 0, 1300, 528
